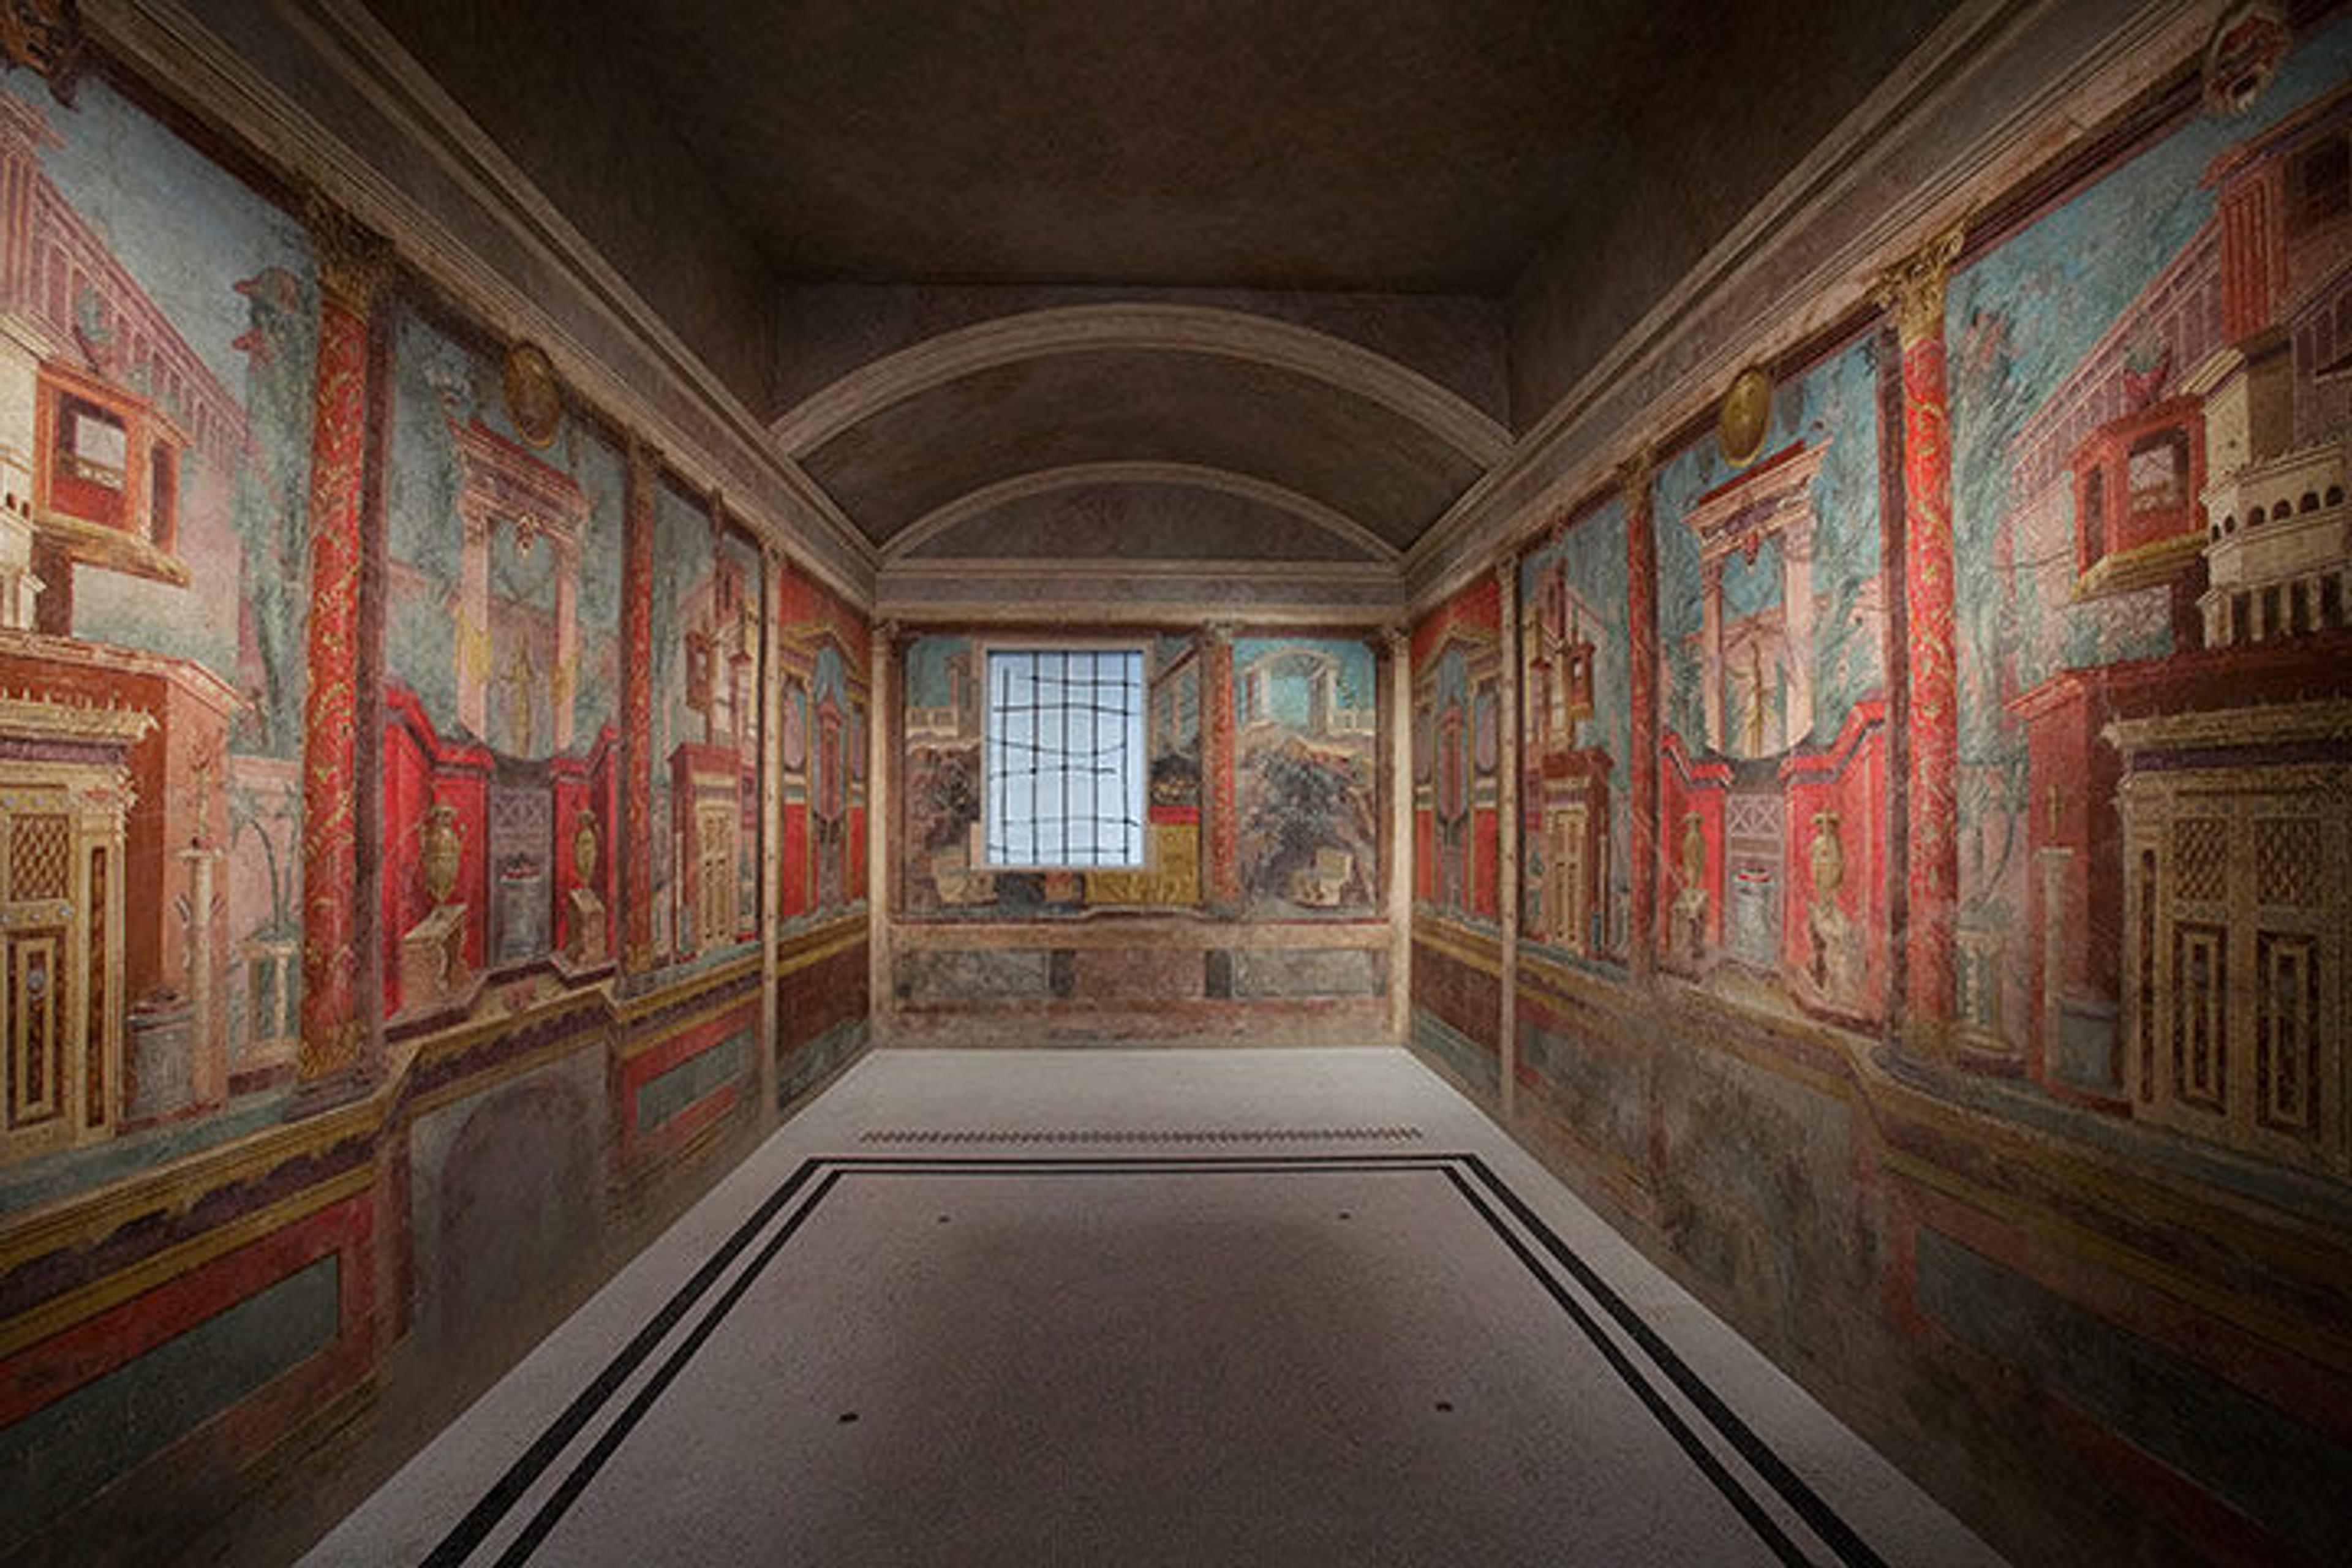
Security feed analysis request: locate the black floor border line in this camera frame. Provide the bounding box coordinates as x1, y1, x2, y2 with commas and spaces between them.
1455, 1153, 1890, 1568
425, 1153, 1878, 1567
491, 1169, 848, 1568
1436, 1165, 1810, 1567
421, 1159, 832, 1567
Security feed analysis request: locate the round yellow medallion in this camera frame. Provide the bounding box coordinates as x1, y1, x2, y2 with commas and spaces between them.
1717, 363, 1773, 468
502, 341, 564, 448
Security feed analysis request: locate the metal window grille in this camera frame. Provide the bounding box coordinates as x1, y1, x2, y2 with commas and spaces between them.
984, 648, 1146, 868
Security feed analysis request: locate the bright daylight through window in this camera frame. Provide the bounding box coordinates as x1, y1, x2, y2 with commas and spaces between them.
984, 647, 1147, 869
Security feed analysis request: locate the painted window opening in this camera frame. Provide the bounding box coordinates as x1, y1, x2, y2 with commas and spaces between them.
982, 647, 1147, 869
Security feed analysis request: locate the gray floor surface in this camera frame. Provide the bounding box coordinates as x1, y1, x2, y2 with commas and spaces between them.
307, 1047, 2006, 1567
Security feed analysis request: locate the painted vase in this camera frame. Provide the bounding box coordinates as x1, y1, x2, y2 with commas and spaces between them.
1810, 811, 1844, 902
421, 802, 463, 907
573, 809, 600, 888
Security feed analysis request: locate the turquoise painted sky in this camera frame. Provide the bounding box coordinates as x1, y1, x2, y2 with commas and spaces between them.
9, 77, 311, 388
1654, 335, 1884, 753
1948, 16, 2352, 728
1233, 636, 1374, 729
383, 311, 624, 748
906, 634, 970, 713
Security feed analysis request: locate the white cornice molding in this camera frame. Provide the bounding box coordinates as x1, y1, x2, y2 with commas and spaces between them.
886, 461, 1400, 564
771, 303, 1513, 467
1405, 0, 2218, 609
89, 0, 878, 605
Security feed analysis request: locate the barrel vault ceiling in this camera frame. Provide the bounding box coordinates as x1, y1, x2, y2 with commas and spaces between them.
358, 0, 1963, 588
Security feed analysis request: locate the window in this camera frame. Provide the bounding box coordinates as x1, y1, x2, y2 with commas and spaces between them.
984, 647, 1146, 869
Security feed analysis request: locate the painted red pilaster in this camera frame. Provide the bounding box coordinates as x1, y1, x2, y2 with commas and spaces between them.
1621, 453, 1659, 980
622, 440, 658, 972
2215, 162, 2282, 342
1203, 624, 1240, 911
296, 217, 386, 1085
1879, 227, 1964, 1044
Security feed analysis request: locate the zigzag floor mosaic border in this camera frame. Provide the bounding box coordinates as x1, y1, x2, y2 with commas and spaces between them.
424, 1153, 1885, 1568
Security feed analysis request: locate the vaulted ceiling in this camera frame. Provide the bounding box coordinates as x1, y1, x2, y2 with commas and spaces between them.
361, 0, 1961, 582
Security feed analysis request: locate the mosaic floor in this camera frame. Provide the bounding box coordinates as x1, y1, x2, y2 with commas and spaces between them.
307, 1049, 2005, 1566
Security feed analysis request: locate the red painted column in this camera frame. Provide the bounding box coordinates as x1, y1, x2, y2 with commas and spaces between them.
2214, 162, 2282, 342
1620, 452, 1659, 981
1879, 226, 1964, 1047
622, 439, 658, 973
296, 214, 388, 1085
1202, 623, 1240, 913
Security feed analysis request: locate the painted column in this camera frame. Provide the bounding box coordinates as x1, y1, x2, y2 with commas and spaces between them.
2215, 160, 2282, 342
869, 618, 896, 1030
1385, 624, 1412, 1041
552, 536, 579, 754
1700, 559, 1725, 752
455, 499, 492, 739
1202, 622, 1240, 914
1620, 451, 1659, 981
621, 437, 658, 974
1877, 224, 1965, 1048
1493, 559, 1520, 1118
296, 209, 388, 1087
1782, 513, 1817, 747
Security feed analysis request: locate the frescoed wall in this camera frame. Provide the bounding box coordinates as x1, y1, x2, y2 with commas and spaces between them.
0, 36, 863, 1565
1520, 503, 1630, 966
379, 309, 625, 1022
1948, 29, 2352, 1133
1409, 576, 1501, 927
6, 8, 2351, 1567
772, 560, 870, 1100
1650, 336, 1891, 1023
647, 481, 762, 973
1407, 575, 1506, 1095
892, 624, 1386, 1032
903, 631, 1207, 918
1234, 635, 1378, 918
1400, 17, 2352, 1568
0, 72, 318, 1155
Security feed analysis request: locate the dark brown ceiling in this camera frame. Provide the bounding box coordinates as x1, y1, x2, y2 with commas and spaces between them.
800, 351, 1481, 548
361, 0, 1963, 564
575, 0, 1640, 292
